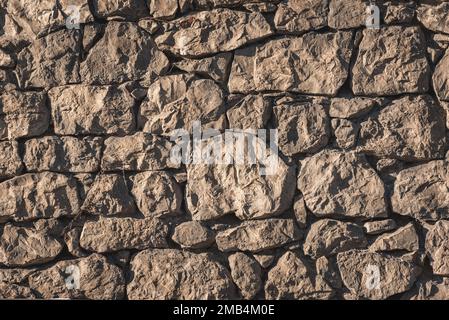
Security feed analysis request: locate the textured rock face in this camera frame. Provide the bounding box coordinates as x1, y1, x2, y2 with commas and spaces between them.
81, 22, 169, 84
304, 219, 367, 259
351, 26, 430, 96
24, 136, 102, 173
0, 172, 80, 222
28, 254, 125, 299
216, 219, 301, 252
298, 150, 386, 218
49, 85, 135, 135
155, 9, 273, 57
186, 135, 296, 221
425, 221, 449, 276
358, 95, 447, 161
131, 171, 182, 217
127, 249, 236, 299
392, 160, 449, 221
0, 91, 49, 140
138, 74, 226, 135
265, 251, 334, 299
80, 217, 169, 252
274, 98, 330, 156
229, 31, 353, 95
337, 250, 421, 299
0, 224, 62, 267
1, 2, 449, 301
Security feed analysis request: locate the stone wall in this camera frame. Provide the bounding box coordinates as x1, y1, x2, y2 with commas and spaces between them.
0, 0, 449, 300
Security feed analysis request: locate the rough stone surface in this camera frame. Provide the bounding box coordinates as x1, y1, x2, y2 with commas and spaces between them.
425, 220, 449, 276
24, 136, 102, 173
228, 252, 262, 299
0, 90, 49, 140
358, 95, 447, 161
298, 150, 386, 219
49, 85, 135, 135
229, 31, 353, 95
0, 172, 80, 223
1, 2, 449, 301
131, 171, 182, 217
81, 22, 169, 85
28, 254, 125, 299
304, 219, 367, 259
80, 217, 169, 252
392, 160, 449, 221
265, 251, 334, 299
370, 223, 419, 253
139, 74, 226, 135
351, 26, 430, 96
216, 219, 301, 252
172, 221, 215, 249
127, 249, 236, 299
337, 250, 421, 299
81, 174, 136, 216
0, 224, 62, 267
155, 9, 273, 57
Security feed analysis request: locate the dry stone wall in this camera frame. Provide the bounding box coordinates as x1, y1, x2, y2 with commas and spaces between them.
0, 0, 449, 300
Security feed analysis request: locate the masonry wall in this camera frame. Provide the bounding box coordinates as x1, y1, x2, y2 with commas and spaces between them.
0, 0, 449, 300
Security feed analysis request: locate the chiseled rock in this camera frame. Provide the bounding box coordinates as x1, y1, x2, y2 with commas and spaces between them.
81, 174, 136, 216
127, 249, 237, 299
226, 94, 271, 130
273, 98, 330, 156
433, 49, 449, 101
0, 224, 62, 267
358, 95, 447, 161
228, 252, 262, 299
174, 53, 232, 85
81, 22, 169, 85
0, 283, 36, 299
28, 254, 125, 299
425, 220, 449, 276
293, 195, 308, 228
216, 219, 301, 252
370, 223, 419, 253
148, 0, 191, 19
316, 256, 342, 289
0, 172, 80, 223
364, 219, 397, 235
351, 26, 430, 96
417, 2, 449, 35
101, 132, 178, 171
329, 97, 378, 119
91, 0, 149, 20
331, 118, 358, 150
298, 150, 386, 218
155, 8, 273, 57
16, 29, 81, 89
229, 31, 353, 95
392, 160, 449, 221
49, 85, 135, 135
0, 268, 36, 284
80, 217, 169, 252
403, 277, 449, 300
0, 141, 22, 179
186, 135, 296, 220
0, 90, 49, 140
328, 0, 369, 29
6, 0, 92, 37
131, 171, 182, 217
138, 74, 226, 135
172, 221, 215, 249
265, 251, 334, 299
382, 1, 415, 25
274, 0, 328, 34
304, 219, 367, 259
0, 50, 14, 68
24, 136, 102, 173
337, 250, 421, 299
